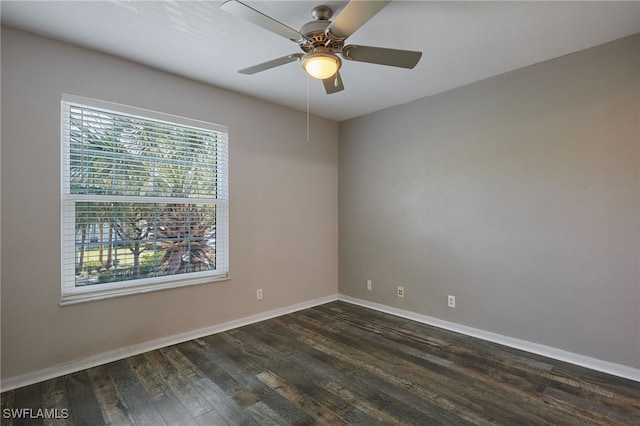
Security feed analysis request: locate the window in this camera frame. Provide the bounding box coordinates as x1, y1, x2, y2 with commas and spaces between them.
61, 94, 228, 304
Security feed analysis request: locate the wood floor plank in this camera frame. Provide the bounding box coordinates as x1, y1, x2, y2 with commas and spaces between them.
191, 410, 230, 426
286, 351, 445, 425
271, 316, 486, 424
543, 386, 639, 425
281, 308, 594, 425
104, 360, 166, 425
312, 302, 637, 425
1, 390, 16, 426
263, 358, 378, 424
65, 371, 106, 426
142, 350, 210, 419
316, 310, 455, 367
175, 340, 259, 409
191, 377, 255, 425
2, 301, 639, 425
241, 320, 469, 424
162, 343, 252, 422
315, 303, 542, 380
549, 376, 640, 416
255, 370, 349, 425
195, 340, 309, 424
41, 377, 73, 426
86, 365, 130, 426
126, 353, 198, 426
13, 383, 43, 426
243, 401, 295, 425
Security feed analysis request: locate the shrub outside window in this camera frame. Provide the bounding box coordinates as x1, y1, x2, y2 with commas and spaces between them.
61, 95, 229, 304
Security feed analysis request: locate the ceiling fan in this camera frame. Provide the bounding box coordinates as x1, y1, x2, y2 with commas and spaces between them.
220, 0, 422, 94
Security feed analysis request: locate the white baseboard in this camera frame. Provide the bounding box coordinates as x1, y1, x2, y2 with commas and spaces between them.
0, 294, 339, 392
3, 292, 637, 392
338, 295, 640, 382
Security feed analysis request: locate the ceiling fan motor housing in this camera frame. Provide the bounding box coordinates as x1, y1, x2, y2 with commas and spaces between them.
298, 6, 343, 53
298, 7, 343, 80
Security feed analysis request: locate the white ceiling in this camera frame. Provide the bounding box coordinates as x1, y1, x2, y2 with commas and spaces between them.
2, 1, 639, 121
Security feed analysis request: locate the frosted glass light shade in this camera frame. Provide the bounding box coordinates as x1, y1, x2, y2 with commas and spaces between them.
302, 53, 341, 80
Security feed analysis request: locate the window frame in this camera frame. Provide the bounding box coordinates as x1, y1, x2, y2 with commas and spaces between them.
60, 94, 229, 305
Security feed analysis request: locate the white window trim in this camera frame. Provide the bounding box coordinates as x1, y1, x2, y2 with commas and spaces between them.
60, 94, 229, 305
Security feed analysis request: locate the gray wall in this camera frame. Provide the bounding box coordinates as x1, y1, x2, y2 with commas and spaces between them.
339, 35, 639, 369
1, 26, 338, 380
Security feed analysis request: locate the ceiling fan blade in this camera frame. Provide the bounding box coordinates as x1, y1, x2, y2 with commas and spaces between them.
325, 0, 390, 41
238, 54, 304, 75
342, 45, 422, 69
221, 0, 307, 43
322, 71, 344, 94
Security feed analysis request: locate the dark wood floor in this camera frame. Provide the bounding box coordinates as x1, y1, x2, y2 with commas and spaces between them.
2, 301, 639, 425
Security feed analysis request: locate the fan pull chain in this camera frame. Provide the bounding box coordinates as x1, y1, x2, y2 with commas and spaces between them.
334, 73, 339, 87
306, 73, 310, 142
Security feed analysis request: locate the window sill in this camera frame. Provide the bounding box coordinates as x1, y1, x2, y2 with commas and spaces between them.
60, 274, 230, 306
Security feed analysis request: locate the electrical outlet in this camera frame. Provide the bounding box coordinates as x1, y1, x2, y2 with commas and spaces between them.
448, 295, 455, 308
367, 279, 372, 291
397, 286, 405, 298
257, 288, 263, 300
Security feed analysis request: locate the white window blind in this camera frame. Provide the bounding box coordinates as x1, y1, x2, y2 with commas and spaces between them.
61, 94, 228, 304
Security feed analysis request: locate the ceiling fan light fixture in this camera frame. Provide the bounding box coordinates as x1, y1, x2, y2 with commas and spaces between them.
302, 51, 341, 80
